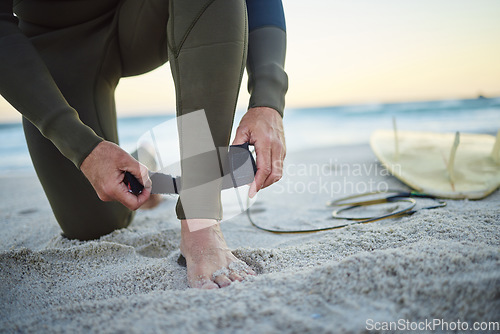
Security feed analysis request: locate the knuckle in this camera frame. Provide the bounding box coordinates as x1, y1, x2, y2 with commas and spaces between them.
263, 134, 273, 143
261, 166, 272, 176
236, 125, 249, 134
98, 192, 111, 202
271, 172, 282, 182
272, 159, 283, 169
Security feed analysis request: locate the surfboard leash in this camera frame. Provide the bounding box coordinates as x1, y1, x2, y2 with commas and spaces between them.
246, 189, 447, 234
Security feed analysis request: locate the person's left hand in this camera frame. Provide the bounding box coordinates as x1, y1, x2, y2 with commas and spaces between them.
232, 107, 286, 198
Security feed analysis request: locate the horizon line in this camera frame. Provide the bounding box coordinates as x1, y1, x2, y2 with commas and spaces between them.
1, 94, 499, 125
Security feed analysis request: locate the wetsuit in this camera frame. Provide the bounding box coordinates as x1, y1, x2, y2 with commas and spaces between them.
0, 0, 287, 240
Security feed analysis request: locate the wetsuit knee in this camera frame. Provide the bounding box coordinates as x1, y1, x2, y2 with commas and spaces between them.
59, 207, 135, 241
118, 0, 169, 77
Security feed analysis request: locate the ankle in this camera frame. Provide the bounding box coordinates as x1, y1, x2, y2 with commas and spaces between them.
181, 219, 219, 233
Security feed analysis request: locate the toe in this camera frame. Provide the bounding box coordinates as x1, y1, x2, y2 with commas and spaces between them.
190, 276, 219, 289
228, 272, 244, 282
246, 267, 257, 276
197, 280, 219, 289
214, 275, 232, 288
200, 281, 219, 289
228, 260, 257, 277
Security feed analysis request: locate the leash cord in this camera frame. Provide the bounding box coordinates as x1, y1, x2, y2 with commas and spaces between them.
246, 190, 446, 234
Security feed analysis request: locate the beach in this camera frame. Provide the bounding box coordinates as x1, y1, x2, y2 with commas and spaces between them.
1, 143, 499, 333
1, 0, 499, 329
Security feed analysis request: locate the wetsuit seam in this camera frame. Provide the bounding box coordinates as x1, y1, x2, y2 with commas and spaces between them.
14, 2, 119, 31
250, 25, 286, 33
172, 0, 217, 58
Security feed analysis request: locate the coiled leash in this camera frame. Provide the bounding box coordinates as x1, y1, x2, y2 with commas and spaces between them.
247, 190, 446, 234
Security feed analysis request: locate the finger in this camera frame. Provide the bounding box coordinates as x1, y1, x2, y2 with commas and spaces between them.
231, 125, 250, 146
250, 142, 272, 198
120, 160, 152, 210
139, 163, 152, 190
248, 180, 257, 199
262, 143, 284, 189
136, 187, 151, 207
125, 163, 151, 190
116, 183, 151, 211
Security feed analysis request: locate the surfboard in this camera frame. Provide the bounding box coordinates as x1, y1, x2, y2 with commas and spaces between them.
370, 129, 500, 199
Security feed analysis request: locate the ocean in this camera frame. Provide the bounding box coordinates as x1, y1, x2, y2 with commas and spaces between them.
0, 97, 499, 175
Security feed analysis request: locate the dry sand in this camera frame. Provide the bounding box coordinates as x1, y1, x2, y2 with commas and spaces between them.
1, 145, 499, 333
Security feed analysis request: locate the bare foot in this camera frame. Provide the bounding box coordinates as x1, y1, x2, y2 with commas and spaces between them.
180, 219, 256, 289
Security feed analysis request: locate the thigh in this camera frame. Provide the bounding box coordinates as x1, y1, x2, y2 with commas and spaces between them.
118, 0, 170, 77
19, 5, 135, 240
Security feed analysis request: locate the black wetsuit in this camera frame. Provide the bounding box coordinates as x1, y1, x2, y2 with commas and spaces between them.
0, 0, 288, 240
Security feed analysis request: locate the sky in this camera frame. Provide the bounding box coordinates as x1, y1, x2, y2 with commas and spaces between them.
0, 0, 499, 122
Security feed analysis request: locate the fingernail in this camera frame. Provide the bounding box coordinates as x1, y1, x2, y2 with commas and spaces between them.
248, 183, 256, 198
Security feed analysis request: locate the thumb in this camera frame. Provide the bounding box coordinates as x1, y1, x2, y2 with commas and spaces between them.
137, 162, 152, 190
126, 161, 152, 190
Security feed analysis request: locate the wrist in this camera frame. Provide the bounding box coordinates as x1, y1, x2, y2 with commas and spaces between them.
247, 106, 282, 117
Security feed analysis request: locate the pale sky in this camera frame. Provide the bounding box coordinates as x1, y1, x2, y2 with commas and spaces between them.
1, 0, 499, 122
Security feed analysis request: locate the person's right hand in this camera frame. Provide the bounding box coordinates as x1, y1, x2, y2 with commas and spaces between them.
80, 141, 152, 210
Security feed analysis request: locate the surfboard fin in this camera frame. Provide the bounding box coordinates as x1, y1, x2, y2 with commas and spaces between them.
447, 131, 460, 190
392, 116, 399, 161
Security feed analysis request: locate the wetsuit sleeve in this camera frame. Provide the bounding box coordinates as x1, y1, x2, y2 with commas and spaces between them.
246, 0, 288, 117
0, 1, 103, 168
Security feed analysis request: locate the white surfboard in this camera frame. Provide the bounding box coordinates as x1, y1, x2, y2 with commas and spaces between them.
370, 129, 500, 199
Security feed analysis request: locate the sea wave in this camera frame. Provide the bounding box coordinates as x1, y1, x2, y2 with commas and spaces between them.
0, 97, 498, 174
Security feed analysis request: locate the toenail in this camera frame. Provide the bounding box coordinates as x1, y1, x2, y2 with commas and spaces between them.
212, 267, 229, 280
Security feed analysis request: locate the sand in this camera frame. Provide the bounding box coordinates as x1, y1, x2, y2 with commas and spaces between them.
1, 144, 499, 333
